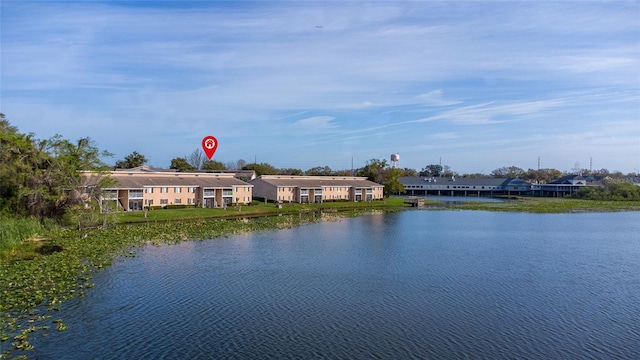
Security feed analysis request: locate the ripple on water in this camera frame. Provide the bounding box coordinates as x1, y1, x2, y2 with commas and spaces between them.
27, 211, 640, 359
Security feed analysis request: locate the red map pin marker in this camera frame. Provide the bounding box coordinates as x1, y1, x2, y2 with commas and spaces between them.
201, 135, 218, 160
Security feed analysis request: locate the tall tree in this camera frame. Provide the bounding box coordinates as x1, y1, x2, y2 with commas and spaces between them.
442, 165, 457, 178
491, 166, 525, 178
357, 158, 388, 183
401, 168, 419, 177
243, 162, 279, 177
333, 169, 354, 176
523, 168, 562, 183
279, 168, 304, 175
202, 160, 226, 171
419, 164, 443, 177
356, 158, 404, 196
0, 114, 42, 215
306, 166, 332, 176
170, 157, 196, 172
187, 149, 204, 170
115, 151, 147, 169
225, 159, 247, 171
384, 167, 406, 196
0, 114, 113, 221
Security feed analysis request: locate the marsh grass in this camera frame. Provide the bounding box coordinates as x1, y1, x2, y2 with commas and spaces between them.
2, 196, 637, 358
443, 196, 640, 213
1, 210, 399, 358
0, 218, 61, 262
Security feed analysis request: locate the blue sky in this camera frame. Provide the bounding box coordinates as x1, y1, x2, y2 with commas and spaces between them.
2, 1, 639, 174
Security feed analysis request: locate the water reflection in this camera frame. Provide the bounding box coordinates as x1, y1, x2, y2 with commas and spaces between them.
29, 211, 640, 360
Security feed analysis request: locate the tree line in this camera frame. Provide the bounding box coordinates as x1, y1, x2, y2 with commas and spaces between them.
2, 113, 638, 224
119, 149, 633, 185
1, 114, 113, 224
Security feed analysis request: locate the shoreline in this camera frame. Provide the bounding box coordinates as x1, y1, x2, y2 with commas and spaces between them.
2, 198, 640, 358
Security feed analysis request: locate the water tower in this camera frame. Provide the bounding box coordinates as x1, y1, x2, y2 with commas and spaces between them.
390, 153, 400, 168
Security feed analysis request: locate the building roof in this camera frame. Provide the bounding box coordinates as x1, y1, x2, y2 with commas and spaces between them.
548, 175, 586, 184
250, 175, 383, 188
114, 166, 256, 181
399, 176, 529, 186
85, 171, 251, 189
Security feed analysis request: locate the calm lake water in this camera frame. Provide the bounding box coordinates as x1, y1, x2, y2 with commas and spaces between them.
31, 210, 640, 359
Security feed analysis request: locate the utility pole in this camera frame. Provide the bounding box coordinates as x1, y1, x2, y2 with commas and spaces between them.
351, 156, 354, 176
537, 156, 540, 171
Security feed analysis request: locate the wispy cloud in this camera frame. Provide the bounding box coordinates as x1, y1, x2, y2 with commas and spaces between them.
1, 1, 638, 173
414, 90, 461, 107
291, 116, 337, 133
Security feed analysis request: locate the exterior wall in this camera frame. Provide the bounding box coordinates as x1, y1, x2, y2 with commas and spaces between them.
400, 177, 530, 197
142, 186, 198, 207
252, 181, 278, 201
233, 185, 253, 204
534, 184, 583, 197
249, 176, 385, 203
95, 170, 253, 211
276, 186, 297, 202
321, 186, 350, 200
375, 186, 384, 199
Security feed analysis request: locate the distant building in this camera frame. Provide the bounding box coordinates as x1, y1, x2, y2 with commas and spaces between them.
88, 169, 253, 211
532, 174, 608, 197
399, 176, 532, 197
250, 175, 384, 203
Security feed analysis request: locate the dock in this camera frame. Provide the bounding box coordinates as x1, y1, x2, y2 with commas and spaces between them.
404, 197, 425, 207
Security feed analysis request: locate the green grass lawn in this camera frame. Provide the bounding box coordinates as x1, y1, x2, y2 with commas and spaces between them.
115, 196, 640, 224
116, 198, 409, 223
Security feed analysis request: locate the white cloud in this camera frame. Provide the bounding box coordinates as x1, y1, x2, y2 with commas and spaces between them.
2, 1, 638, 173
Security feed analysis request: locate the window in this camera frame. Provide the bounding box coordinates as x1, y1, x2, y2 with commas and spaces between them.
145, 187, 153, 193
160, 199, 168, 205
161, 187, 168, 193
175, 187, 181, 193
188, 187, 195, 193
129, 190, 143, 198
145, 199, 153, 205
102, 190, 117, 199
175, 198, 181, 204
188, 198, 195, 204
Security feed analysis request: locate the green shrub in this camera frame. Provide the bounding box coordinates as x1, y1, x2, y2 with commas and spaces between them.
571, 181, 640, 201
164, 204, 195, 210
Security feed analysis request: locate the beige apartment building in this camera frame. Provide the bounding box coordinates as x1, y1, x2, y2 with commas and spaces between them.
249, 175, 384, 203
91, 169, 253, 211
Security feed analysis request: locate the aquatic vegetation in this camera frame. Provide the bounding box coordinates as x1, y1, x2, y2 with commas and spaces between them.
1, 197, 637, 358
0, 212, 353, 358
442, 197, 640, 213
